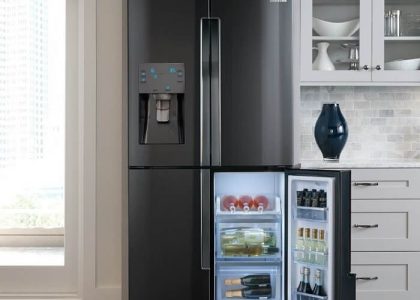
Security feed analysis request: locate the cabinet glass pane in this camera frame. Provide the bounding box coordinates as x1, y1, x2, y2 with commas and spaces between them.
312, 0, 361, 71
384, 0, 420, 71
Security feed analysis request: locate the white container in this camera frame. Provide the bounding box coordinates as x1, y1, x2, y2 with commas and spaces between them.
313, 42, 336, 71
313, 17, 360, 37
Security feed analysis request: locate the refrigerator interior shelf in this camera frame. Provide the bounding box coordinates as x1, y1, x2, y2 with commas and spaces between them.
296, 207, 328, 222
216, 256, 281, 263
216, 196, 281, 216
295, 291, 328, 300
293, 260, 328, 270
293, 249, 328, 257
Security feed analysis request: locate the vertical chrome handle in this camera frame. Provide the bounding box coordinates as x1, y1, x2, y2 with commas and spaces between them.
201, 18, 221, 167
210, 18, 221, 166
200, 169, 211, 270
200, 19, 211, 167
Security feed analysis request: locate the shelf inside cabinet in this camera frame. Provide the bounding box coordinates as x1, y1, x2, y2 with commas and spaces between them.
296, 292, 328, 300
384, 36, 420, 41
313, 36, 359, 41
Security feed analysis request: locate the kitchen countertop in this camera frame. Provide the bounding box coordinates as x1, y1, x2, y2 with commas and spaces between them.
300, 160, 420, 169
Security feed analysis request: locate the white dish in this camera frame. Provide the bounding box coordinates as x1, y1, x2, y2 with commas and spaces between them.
313, 17, 360, 37
385, 58, 420, 70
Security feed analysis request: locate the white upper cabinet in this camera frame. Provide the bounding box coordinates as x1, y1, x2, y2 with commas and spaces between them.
300, 0, 420, 84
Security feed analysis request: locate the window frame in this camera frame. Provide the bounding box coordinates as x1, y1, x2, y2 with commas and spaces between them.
0, 0, 80, 295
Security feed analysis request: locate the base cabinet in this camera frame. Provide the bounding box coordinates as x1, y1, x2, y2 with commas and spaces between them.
351, 252, 420, 300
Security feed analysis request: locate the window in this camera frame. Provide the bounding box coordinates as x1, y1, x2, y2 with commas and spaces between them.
0, 0, 65, 266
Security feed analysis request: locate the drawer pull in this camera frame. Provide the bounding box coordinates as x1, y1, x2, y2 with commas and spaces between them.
353, 224, 379, 229
353, 182, 379, 187
356, 276, 379, 281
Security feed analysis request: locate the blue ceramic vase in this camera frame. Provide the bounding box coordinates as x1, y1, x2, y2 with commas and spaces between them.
314, 103, 348, 161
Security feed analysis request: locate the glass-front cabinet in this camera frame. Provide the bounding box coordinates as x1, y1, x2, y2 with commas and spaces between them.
372, 0, 420, 82
301, 0, 372, 83
300, 0, 420, 84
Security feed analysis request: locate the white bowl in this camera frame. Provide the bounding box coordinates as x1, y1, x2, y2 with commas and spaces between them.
385, 58, 420, 70
313, 17, 360, 37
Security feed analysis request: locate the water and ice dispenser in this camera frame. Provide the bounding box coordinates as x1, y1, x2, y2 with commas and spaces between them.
139, 63, 185, 144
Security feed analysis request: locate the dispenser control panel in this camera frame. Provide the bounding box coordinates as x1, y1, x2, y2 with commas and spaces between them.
139, 63, 185, 94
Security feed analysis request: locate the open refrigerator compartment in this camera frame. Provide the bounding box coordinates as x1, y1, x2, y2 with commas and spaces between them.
288, 176, 334, 300
216, 194, 281, 216
215, 264, 281, 300
216, 221, 282, 262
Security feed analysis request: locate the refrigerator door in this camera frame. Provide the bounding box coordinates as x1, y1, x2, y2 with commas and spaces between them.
212, 171, 286, 300
128, 0, 208, 167
286, 170, 356, 300
210, 0, 294, 166
129, 169, 210, 300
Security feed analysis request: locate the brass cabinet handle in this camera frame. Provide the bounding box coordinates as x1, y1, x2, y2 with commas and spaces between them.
353, 224, 379, 229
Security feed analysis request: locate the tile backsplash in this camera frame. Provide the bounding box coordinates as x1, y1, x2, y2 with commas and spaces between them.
301, 86, 420, 161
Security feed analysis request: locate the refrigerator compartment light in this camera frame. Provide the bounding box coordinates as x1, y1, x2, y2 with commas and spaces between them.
217, 195, 281, 215
296, 207, 328, 222
216, 265, 280, 300
217, 223, 281, 261
295, 291, 328, 300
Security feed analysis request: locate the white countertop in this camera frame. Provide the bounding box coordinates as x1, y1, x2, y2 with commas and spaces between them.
300, 160, 420, 169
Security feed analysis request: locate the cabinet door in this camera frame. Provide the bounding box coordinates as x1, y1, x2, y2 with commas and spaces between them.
300, 0, 372, 83
351, 200, 420, 251
352, 252, 420, 300
372, 0, 420, 82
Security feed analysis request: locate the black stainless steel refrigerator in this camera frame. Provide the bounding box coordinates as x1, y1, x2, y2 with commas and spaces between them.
128, 1, 356, 300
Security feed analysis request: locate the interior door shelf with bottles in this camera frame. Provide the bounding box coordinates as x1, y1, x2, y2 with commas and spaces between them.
300, 0, 420, 84
211, 170, 355, 300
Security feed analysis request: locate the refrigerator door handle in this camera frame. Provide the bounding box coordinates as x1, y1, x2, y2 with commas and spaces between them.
200, 169, 211, 270
210, 18, 221, 166
200, 18, 211, 166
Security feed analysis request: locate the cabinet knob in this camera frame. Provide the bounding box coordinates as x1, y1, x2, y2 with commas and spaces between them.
362, 65, 370, 71
375, 65, 382, 70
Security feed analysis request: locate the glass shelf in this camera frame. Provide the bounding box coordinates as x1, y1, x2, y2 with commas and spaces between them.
296, 207, 328, 222
313, 36, 359, 41
293, 259, 328, 270
296, 291, 328, 300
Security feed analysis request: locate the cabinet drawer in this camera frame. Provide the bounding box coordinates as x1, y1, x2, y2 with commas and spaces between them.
351, 169, 420, 199
351, 200, 420, 251
351, 252, 420, 300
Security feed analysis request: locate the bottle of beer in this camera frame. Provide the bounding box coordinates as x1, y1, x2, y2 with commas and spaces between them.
225, 286, 272, 299
225, 274, 271, 287
302, 267, 313, 295
295, 228, 305, 262
304, 190, 312, 207
297, 191, 304, 207
316, 230, 328, 266
318, 190, 327, 208
303, 228, 311, 262
313, 269, 327, 296
311, 190, 320, 207
309, 229, 318, 263
297, 267, 305, 292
